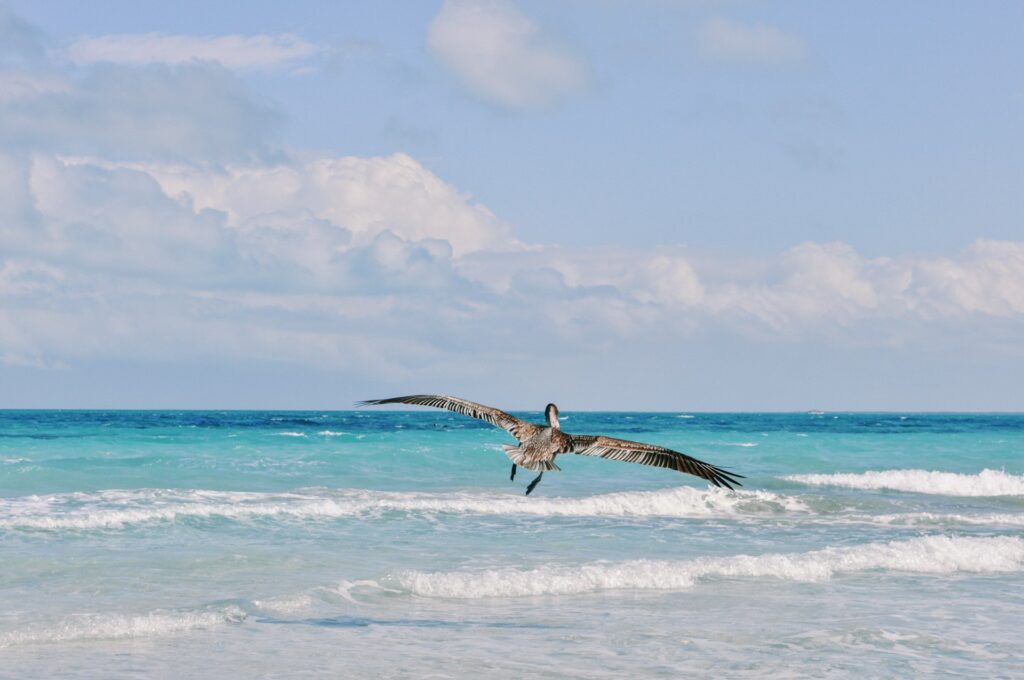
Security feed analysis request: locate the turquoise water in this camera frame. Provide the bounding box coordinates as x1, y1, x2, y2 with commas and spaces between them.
2, 410, 1023, 678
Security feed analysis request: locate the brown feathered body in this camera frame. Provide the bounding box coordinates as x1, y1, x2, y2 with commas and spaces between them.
503, 427, 573, 471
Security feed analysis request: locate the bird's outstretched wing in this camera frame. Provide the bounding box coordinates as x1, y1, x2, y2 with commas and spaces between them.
358, 394, 538, 442
569, 435, 744, 489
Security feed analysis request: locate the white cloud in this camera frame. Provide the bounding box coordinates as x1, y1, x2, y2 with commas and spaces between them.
458, 240, 1024, 338
3, 147, 1024, 377
2, 7, 1022, 406
912, 240, 1024, 318
697, 17, 806, 66
64, 33, 319, 70
427, 0, 587, 109
628, 254, 706, 307
87, 153, 517, 257
24, 156, 237, 280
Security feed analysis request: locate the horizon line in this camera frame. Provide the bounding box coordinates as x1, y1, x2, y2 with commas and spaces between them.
2, 408, 1024, 415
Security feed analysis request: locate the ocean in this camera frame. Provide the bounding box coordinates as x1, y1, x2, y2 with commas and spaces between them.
1, 410, 1022, 678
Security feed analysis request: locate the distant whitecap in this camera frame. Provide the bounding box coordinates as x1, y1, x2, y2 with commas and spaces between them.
784, 469, 1024, 496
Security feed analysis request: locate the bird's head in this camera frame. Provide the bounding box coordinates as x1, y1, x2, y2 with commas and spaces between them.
545, 403, 560, 429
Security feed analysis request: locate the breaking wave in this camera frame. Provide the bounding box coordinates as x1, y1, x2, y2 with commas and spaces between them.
0, 486, 806, 531
784, 469, 1024, 496
0, 606, 246, 648
392, 535, 1024, 598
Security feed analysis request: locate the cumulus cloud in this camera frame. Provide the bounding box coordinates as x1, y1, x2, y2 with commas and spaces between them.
3, 147, 1024, 375
0, 154, 478, 372
84, 153, 517, 257
697, 16, 806, 66
24, 157, 237, 280
427, 0, 587, 109
1, 7, 1022, 404
64, 33, 319, 70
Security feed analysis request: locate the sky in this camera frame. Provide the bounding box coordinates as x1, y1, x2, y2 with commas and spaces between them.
1, 0, 1022, 410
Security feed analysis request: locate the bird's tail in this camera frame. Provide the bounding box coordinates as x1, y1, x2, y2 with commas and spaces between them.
501, 444, 522, 463
502, 445, 560, 471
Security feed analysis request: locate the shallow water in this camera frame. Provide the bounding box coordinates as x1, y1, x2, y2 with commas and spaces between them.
1, 411, 1022, 677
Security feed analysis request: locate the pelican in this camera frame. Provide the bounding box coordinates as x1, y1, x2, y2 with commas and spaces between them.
359, 395, 743, 495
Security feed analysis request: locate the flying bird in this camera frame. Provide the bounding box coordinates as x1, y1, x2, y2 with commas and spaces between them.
359, 395, 743, 495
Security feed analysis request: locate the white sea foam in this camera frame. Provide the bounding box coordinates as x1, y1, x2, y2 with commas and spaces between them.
8, 486, 1023, 533
327, 579, 401, 603
392, 535, 1024, 598
274, 431, 307, 437
317, 430, 347, 436
863, 512, 1024, 527
0, 486, 807, 531
0, 606, 245, 647
250, 594, 316, 616
0, 490, 363, 530
785, 469, 1024, 496
372, 486, 808, 519
724, 442, 758, 447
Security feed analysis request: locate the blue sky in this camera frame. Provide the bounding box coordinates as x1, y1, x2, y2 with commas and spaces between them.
1, 1, 1022, 410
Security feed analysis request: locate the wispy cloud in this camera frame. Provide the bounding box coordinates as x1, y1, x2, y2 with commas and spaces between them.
427, 0, 587, 109
64, 33, 319, 70
0, 63, 281, 162
697, 17, 806, 66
